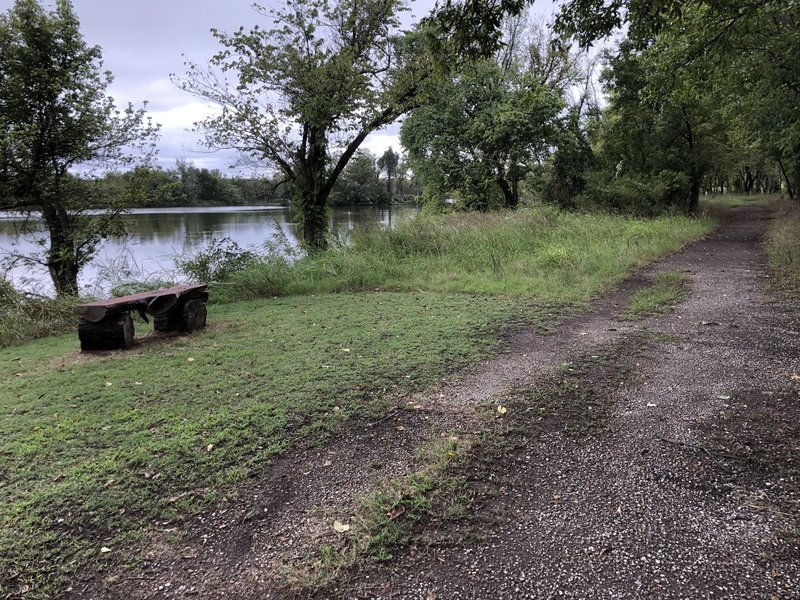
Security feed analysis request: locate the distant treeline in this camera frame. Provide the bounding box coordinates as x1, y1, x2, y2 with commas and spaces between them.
98, 152, 421, 208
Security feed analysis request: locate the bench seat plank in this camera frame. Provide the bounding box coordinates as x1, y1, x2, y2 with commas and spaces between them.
76, 284, 207, 323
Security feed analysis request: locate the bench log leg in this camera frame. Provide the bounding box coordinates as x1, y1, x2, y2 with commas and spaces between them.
78, 312, 134, 351
154, 299, 207, 333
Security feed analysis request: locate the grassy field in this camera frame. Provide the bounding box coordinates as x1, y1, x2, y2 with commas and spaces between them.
0, 206, 716, 598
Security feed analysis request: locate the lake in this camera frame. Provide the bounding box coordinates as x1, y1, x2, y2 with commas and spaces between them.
0, 205, 419, 296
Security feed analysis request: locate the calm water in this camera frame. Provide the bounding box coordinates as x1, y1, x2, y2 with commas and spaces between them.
0, 205, 419, 296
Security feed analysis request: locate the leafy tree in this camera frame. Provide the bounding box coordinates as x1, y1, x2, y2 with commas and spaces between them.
377, 147, 400, 198
557, 0, 800, 200
0, 0, 157, 295
330, 150, 388, 205
402, 59, 563, 210
179, 0, 433, 250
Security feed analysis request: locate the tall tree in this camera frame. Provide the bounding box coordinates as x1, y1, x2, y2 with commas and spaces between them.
178, 0, 434, 250
377, 147, 400, 197
402, 59, 563, 210
0, 0, 157, 295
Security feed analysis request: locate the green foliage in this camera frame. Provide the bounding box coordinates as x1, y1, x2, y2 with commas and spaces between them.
402, 59, 564, 210
330, 150, 388, 206
536, 112, 596, 208
559, 0, 800, 202
577, 170, 690, 216
376, 147, 400, 198
213, 207, 715, 303
179, 0, 433, 250
765, 198, 800, 300
177, 238, 260, 284
0, 0, 158, 295
0, 283, 79, 346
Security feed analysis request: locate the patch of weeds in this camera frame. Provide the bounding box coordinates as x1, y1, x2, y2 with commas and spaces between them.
623, 271, 691, 320
289, 435, 471, 592
765, 197, 800, 303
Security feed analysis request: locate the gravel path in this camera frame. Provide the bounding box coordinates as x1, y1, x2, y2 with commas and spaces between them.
71, 206, 799, 600
366, 206, 800, 599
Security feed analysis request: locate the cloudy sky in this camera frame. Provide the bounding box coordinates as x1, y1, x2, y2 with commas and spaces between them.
0, 0, 557, 175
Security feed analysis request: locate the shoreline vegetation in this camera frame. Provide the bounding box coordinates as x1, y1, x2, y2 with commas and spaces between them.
0, 200, 725, 599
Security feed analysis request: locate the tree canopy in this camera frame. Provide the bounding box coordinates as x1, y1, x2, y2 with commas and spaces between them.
0, 0, 157, 295
179, 0, 434, 250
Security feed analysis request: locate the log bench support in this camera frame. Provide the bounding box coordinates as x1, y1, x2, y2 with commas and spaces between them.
77, 284, 208, 351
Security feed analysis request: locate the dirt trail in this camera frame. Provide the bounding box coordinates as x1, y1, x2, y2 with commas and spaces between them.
71, 206, 799, 600
366, 206, 800, 599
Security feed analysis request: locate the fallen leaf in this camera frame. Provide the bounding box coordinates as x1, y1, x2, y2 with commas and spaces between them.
426, 592, 438, 600
616, 505, 622, 515
646, 402, 657, 408
333, 520, 350, 533
717, 394, 731, 400
341, 348, 351, 353
100, 546, 112, 554
497, 405, 508, 415
323, 460, 333, 467
105, 382, 113, 387
387, 505, 406, 521
395, 426, 405, 432
791, 374, 800, 381
206, 444, 214, 452
104, 479, 117, 488
134, 381, 143, 386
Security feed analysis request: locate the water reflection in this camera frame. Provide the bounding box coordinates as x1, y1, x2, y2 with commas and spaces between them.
0, 205, 418, 295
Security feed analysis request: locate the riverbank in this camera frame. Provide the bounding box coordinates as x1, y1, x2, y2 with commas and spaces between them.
0, 202, 755, 599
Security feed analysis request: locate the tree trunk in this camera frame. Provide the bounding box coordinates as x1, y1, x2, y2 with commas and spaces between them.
497, 179, 517, 209
42, 203, 79, 296
295, 128, 330, 251
688, 177, 700, 216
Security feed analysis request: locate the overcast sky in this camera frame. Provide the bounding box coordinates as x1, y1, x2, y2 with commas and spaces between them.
0, 0, 557, 175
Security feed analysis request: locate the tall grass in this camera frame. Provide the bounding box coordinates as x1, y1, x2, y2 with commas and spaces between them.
214, 206, 714, 304
0, 281, 79, 347
765, 197, 800, 299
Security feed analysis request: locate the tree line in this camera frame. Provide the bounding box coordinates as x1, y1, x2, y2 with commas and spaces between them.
98, 150, 420, 209
1, 0, 797, 295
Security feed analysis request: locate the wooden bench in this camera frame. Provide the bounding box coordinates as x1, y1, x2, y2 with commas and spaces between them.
77, 284, 209, 351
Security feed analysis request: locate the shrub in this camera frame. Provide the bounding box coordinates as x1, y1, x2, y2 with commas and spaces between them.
177, 237, 261, 284
576, 170, 690, 216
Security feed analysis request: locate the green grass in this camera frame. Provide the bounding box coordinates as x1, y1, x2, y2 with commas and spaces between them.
214, 207, 714, 304
0, 206, 718, 598
765, 197, 800, 300
624, 271, 691, 319
0, 292, 524, 598
701, 194, 768, 208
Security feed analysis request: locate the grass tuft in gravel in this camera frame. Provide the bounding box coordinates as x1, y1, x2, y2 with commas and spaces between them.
623, 271, 691, 320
